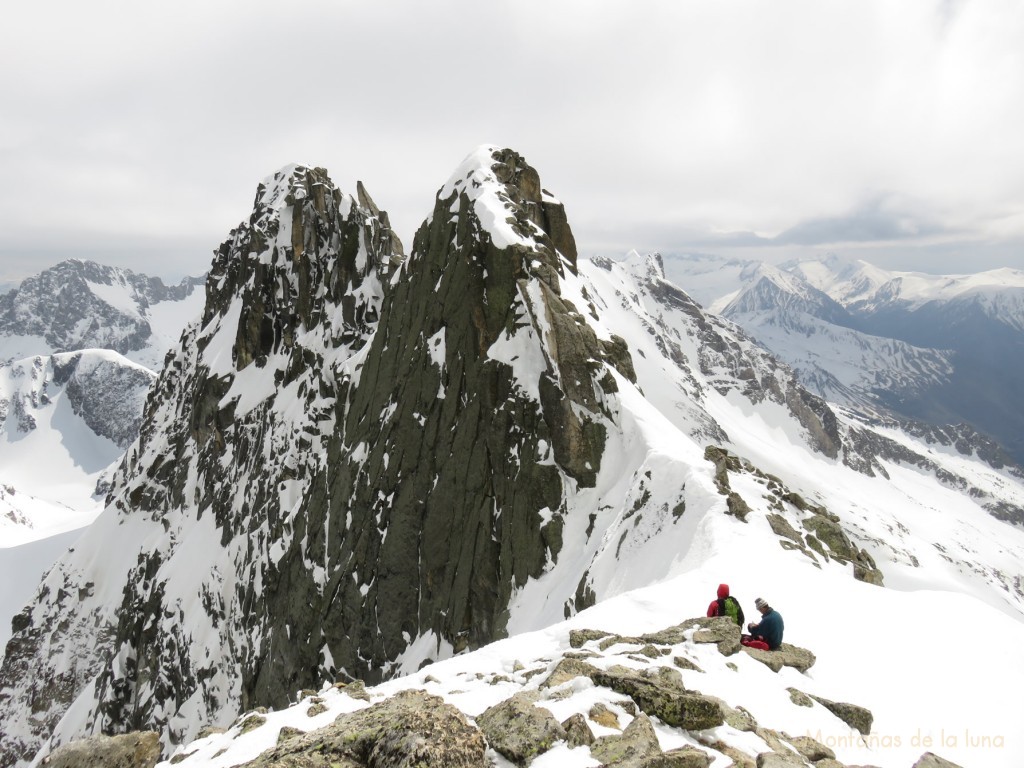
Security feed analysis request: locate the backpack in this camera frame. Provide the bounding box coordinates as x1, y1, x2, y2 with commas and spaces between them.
717, 596, 745, 627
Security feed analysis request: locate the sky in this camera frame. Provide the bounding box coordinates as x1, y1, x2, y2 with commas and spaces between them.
2, 0, 1023, 284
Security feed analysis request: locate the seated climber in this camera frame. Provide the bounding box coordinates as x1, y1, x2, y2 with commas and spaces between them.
741, 597, 783, 651
706, 583, 745, 627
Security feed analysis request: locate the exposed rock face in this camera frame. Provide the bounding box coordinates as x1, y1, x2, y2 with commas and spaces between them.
0, 164, 406, 766
41, 731, 161, 768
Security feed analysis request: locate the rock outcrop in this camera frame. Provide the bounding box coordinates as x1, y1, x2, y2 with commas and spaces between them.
157, 616, 879, 768
41, 731, 161, 768
236, 690, 486, 768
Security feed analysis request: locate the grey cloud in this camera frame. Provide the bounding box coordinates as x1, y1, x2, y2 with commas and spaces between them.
772, 196, 949, 246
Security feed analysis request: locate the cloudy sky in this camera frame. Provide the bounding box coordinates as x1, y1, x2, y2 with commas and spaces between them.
2, 0, 1022, 283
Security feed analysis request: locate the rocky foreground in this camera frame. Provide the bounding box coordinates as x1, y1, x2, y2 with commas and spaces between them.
43, 617, 962, 768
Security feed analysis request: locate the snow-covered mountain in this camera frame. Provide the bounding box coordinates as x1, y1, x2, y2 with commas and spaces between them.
664, 252, 1024, 466
0, 260, 205, 370
0, 263, 206, 664
0, 261, 205, 539
1, 149, 1022, 768
0, 349, 154, 528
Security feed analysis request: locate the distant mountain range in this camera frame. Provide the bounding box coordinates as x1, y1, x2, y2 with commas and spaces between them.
663, 253, 1024, 466
0, 261, 204, 543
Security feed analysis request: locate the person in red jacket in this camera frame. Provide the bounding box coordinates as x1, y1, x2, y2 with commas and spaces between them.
706, 583, 745, 626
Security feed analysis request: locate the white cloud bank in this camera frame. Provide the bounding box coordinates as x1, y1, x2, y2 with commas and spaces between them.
1, 0, 1022, 280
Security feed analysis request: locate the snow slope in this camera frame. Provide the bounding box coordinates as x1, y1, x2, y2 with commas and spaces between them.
160, 457, 1024, 768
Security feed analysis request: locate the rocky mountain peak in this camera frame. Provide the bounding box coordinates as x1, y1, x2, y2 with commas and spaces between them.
202, 164, 403, 364
0, 148, 633, 764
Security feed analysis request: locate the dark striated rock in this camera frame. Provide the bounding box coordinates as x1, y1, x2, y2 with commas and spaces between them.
237, 690, 486, 768
42, 731, 161, 768
0, 148, 635, 764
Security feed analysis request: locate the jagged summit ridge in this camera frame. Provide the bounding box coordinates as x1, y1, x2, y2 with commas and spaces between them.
0, 163, 406, 766
0, 148, 635, 764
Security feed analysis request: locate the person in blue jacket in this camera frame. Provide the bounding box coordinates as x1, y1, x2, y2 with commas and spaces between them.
743, 597, 784, 650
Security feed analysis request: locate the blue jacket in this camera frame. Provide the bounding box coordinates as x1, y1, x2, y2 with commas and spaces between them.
751, 609, 784, 649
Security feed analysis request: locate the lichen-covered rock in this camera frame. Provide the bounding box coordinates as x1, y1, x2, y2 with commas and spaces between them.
590, 665, 724, 731
786, 688, 814, 707
688, 616, 742, 656
810, 694, 874, 735
561, 713, 595, 747
541, 657, 600, 688
766, 513, 804, 544
42, 731, 161, 768
647, 747, 713, 767
589, 702, 621, 730
237, 689, 486, 768
783, 734, 835, 762
570, 628, 613, 648
754, 752, 808, 767
476, 691, 565, 765
741, 643, 816, 673
590, 713, 661, 767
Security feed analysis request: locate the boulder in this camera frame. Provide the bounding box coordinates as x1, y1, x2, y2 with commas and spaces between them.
570, 628, 613, 648
237, 689, 486, 768
755, 753, 807, 767
540, 656, 599, 688
766, 513, 803, 543
685, 616, 742, 656
810, 694, 873, 735
783, 734, 835, 761
42, 731, 161, 768
590, 713, 662, 767
476, 691, 566, 765
786, 688, 814, 707
741, 643, 816, 673
561, 713, 595, 747
590, 665, 724, 730
912, 752, 965, 768
589, 702, 621, 729
645, 747, 713, 767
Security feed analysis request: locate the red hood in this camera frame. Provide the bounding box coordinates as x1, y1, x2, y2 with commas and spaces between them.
717, 583, 729, 599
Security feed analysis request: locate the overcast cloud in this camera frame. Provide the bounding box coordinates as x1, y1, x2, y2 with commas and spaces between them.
2, 0, 1022, 283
